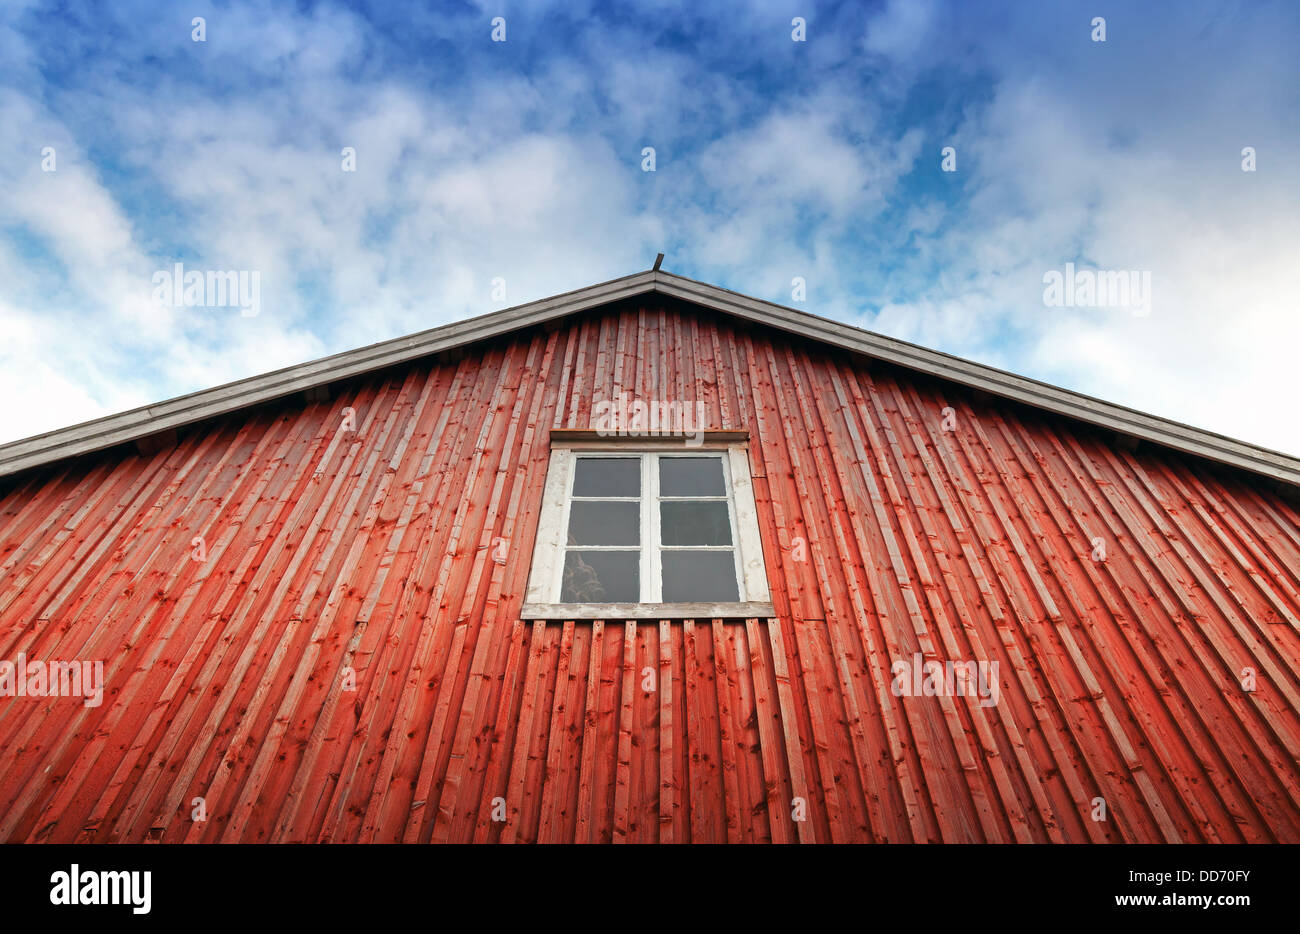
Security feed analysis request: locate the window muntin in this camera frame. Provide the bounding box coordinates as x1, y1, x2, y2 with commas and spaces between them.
524, 441, 772, 618
558, 452, 741, 604
561, 455, 641, 602
654, 455, 739, 602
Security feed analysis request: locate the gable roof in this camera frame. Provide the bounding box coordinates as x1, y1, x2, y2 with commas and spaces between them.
2, 267, 1299, 487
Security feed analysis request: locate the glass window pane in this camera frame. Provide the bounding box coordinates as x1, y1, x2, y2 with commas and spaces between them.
661, 551, 739, 602
660, 501, 732, 546
659, 456, 725, 497
566, 501, 639, 546
573, 457, 640, 497
561, 550, 640, 603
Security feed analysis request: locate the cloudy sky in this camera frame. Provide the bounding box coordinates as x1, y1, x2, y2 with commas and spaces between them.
1, 0, 1297, 455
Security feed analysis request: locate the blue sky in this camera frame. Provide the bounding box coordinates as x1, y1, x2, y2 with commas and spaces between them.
1, 0, 1298, 454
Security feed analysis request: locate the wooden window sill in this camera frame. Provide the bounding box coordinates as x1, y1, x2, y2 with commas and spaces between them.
520, 602, 775, 621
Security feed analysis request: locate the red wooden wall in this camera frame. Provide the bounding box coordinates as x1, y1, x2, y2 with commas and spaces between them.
1, 297, 1299, 842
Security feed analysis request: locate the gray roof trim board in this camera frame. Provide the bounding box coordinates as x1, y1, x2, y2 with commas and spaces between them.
2, 268, 1298, 488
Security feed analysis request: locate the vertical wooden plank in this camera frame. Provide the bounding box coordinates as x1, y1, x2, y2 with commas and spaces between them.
711, 620, 744, 843
612, 621, 638, 842
574, 619, 604, 843
745, 618, 792, 844
682, 619, 712, 842
537, 620, 578, 842
657, 619, 676, 843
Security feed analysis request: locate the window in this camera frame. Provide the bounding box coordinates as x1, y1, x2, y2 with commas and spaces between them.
523, 437, 773, 619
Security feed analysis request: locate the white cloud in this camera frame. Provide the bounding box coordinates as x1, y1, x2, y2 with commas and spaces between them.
0, 0, 1296, 464
847, 1, 1300, 455
864, 0, 937, 58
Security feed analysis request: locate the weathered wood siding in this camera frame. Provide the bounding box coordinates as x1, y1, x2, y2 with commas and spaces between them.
1, 297, 1299, 842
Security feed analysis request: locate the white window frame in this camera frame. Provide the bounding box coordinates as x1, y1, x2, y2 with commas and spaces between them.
522, 437, 773, 620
